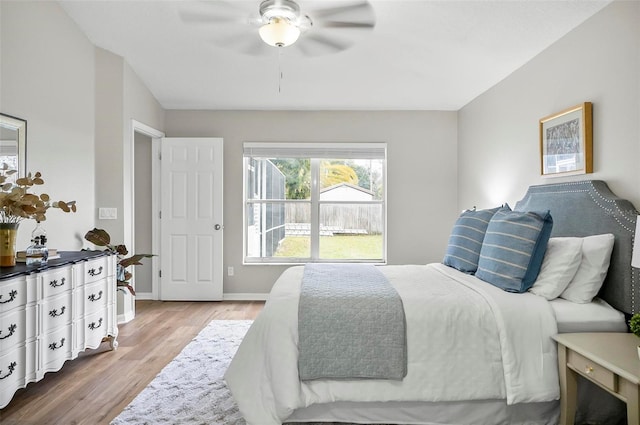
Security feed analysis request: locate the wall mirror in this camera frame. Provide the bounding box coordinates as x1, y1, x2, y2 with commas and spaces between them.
0, 113, 27, 179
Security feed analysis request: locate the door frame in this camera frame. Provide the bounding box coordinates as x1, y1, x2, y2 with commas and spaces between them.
129, 120, 164, 301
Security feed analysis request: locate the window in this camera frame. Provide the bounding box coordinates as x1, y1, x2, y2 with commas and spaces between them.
244, 142, 386, 263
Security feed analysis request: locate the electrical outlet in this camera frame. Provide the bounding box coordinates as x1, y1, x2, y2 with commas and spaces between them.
227, 266, 234, 276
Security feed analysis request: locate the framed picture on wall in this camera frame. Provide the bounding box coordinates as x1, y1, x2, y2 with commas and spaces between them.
539, 102, 593, 177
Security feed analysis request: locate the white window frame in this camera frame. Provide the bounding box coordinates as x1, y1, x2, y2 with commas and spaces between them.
243, 142, 387, 264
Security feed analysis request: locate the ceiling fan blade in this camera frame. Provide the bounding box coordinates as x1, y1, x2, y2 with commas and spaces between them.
311, 2, 373, 20
318, 20, 375, 29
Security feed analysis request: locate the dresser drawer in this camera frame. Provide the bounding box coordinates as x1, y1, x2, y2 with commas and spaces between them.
40, 267, 73, 298
568, 349, 616, 392
0, 340, 36, 409
0, 306, 36, 354
40, 325, 72, 375
82, 256, 111, 284
42, 292, 72, 333
84, 280, 107, 315
0, 277, 28, 314
84, 310, 108, 349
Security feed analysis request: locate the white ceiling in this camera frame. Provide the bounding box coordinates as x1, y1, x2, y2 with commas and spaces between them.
59, 0, 611, 111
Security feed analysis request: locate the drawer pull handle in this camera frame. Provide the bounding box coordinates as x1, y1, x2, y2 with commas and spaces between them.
88, 266, 103, 277
0, 361, 17, 380
88, 318, 103, 330
0, 289, 17, 304
49, 338, 65, 351
49, 306, 66, 318
585, 365, 594, 375
88, 291, 103, 302
0, 323, 17, 340
49, 278, 66, 288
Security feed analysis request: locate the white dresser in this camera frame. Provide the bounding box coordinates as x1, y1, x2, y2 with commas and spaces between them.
0, 251, 117, 409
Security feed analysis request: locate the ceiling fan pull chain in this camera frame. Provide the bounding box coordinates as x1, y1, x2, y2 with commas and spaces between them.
278, 46, 283, 94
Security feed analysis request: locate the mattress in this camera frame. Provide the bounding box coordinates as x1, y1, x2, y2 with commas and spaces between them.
550, 297, 627, 333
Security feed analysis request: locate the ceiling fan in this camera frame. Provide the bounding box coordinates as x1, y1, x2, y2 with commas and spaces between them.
178, 0, 376, 57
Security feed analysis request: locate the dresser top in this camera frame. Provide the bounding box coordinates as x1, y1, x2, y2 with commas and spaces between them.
0, 250, 111, 281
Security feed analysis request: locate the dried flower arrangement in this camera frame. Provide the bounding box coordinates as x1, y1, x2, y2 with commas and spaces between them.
0, 163, 76, 223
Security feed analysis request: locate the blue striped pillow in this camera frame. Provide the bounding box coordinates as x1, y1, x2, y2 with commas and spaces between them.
443, 206, 502, 273
475, 208, 553, 292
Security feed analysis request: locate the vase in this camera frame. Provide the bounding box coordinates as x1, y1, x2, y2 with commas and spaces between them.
0, 223, 19, 267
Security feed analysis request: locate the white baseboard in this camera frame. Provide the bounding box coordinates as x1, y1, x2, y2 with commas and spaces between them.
223, 293, 268, 301
135, 292, 153, 300
129, 292, 268, 301
117, 310, 135, 324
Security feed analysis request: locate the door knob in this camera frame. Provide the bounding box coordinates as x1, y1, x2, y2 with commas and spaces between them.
214, 224, 222, 230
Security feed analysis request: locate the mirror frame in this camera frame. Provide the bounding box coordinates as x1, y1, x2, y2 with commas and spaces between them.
0, 113, 27, 177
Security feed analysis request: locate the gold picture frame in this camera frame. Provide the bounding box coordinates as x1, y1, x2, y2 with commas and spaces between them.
539, 102, 592, 177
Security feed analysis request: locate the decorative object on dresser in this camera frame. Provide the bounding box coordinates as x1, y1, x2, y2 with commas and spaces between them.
0, 164, 76, 266
0, 251, 117, 409
84, 228, 153, 324
84, 228, 153, 296
539, 102, 593, 177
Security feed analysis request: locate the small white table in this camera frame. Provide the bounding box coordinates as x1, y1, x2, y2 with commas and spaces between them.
553, 333, 640, 425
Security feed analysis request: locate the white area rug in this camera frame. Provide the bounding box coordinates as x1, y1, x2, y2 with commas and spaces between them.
111, 319, 252, 425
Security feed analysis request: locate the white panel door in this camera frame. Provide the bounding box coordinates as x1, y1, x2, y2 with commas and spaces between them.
160, 137, 223, 300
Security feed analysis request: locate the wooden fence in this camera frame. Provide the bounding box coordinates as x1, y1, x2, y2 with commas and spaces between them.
285, 203, 382, 235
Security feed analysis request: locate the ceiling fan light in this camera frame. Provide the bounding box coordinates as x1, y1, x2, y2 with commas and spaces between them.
259, 18, 300, 47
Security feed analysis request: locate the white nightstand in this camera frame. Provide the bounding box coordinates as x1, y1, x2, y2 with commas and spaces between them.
553, 333, 640, 425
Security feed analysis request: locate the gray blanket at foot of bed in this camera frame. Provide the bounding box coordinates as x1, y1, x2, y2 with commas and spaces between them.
298, 263, 407, 381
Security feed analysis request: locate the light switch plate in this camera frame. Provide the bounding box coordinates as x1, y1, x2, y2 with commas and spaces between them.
98, 207, 117, 220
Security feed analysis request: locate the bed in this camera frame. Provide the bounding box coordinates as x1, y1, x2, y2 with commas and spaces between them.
225, 180, 639, 425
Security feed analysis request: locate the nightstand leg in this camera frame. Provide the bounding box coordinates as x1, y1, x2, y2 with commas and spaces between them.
620, 379, 639, 425
558, 345, 578, 424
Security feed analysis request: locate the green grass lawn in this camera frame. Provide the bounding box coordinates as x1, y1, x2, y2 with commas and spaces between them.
275, 235, 383, 259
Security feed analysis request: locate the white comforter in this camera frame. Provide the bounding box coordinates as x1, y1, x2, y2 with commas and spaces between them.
224, 263, 559, 425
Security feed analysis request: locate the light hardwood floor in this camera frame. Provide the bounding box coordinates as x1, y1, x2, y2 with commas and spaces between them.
0, 300, 264, 425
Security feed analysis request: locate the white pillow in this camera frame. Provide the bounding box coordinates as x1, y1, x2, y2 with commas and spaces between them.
560, 234, 615, 303
529, 237, 583, 300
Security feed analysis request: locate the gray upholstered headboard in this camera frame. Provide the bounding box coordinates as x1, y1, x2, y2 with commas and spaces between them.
515, 180, 639, 315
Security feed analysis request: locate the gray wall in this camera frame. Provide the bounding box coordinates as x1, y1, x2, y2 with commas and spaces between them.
1, 1, 95, 250
134, 132, 153, 294
1, 1, 164, 271
6, 0, 636, 299
95, 49, 165, 249
458, 0, 640, 211
165, 111, 458, 295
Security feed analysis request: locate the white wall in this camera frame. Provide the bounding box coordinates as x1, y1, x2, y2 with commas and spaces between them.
458, 0, 640, 211
1, 1, 96, 250
165, 110, 458, 295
